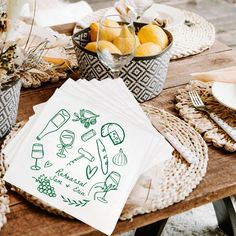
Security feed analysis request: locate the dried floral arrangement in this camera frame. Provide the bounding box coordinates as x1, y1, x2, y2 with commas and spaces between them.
0, 0, 24, 88
0, 0, 75, 89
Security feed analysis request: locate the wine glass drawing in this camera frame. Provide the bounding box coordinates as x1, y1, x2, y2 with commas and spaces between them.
97, 14, 136, 79
31, 143, 44, 170
89, 171, 121, 204
57, 130, 75, 158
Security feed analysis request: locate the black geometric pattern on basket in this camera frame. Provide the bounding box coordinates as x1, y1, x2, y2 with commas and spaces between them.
74, 30, 171, 102
0, 80, 21, 138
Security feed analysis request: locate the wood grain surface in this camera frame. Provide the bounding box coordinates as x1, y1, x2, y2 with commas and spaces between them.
1, 38, 236, 235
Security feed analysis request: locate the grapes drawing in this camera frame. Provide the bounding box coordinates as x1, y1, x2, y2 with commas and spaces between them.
33, 174, 56, 198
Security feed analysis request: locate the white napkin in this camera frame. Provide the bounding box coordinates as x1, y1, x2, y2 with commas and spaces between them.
24, 1, 93, 27
3, 78, 173, 235
191, 66, 236, 84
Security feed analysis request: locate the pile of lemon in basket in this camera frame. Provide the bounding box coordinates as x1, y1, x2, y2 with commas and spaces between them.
85, 19, 169, 57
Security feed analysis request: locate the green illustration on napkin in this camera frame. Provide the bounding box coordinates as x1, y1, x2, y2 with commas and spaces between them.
81, 129, 96, 142
61, 195, 90, 207
44, 160, 53, 168
78, 148, 95, 162
57, 130, 75, 158
86, 165, 98, 180
37, 109, 70, 140
96, 139, 108, 175
89, 171, 121, 204
112, 149, 128, 166
73, 109, 99, 128
33, 174, 56, 197
101, 123, 125, 145
31, 143, 44, 170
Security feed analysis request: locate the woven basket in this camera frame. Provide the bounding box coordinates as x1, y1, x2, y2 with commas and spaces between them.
72, 22, 173, 103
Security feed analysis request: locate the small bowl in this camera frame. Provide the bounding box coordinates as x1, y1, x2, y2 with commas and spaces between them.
72, 22, 173, 102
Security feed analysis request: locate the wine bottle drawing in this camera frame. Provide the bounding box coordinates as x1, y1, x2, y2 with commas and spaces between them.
37, 109, 70, 140
31, 143, 44, 170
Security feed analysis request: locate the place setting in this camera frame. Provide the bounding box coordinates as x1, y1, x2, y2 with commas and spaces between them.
176, 67, 236, 152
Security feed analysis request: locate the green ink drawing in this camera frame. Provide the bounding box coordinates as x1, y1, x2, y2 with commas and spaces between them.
44, 160, 53, 168
78, 148, 95, 162
61, 195, 89, 207
57, 130, 75, 158
37, 109, 70, 140
31, 143, 44, 170
101, 123, 125, 145
86, 165, 98, 180
81, 129, 96, 142
73, 109, 99, 128
96, 139, 108, 175
33, 174, 56, 197
112, 148, 128, 166
89, 171, 121, 204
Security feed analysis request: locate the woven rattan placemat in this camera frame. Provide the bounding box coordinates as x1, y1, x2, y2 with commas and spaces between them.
176, 80, 236, 152
77, 8, 215, 60
1, 106, 208, 222
170, 10, 215, 59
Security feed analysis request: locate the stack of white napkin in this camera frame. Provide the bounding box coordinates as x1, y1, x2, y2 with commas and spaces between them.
3, 78, 173, 235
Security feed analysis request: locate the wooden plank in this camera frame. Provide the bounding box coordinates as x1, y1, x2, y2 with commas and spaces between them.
165, 48, 236, 89
15, 40, 232, 122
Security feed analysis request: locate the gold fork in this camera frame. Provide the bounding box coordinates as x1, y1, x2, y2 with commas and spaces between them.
189, 90, 236, 142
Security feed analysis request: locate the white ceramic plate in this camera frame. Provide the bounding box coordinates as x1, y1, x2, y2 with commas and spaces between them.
78, 4, 185, 29
212, 82, 236, 110
140, 4, 185, 29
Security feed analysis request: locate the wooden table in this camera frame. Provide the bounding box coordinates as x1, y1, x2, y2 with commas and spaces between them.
1, 40, 236, 236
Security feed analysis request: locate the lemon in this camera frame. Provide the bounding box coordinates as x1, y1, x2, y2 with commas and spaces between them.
99, 19, 121, 42
135, 42, 162, 57
135, 35, 141, 47
85, 41, 121, 54
85, 42, 97, 53
90, 22, 99, 42
137, 24, 169, 50
113, 25, 136, 55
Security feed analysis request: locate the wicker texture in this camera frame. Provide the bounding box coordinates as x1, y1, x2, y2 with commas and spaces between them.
1, 107, 208, 221
171, 10, 215, 59
176, 80, 236, 152
120, 105, 208, 220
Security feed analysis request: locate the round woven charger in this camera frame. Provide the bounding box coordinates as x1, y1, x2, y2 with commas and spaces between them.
175, 80, 236, 152
170, 10, 215, 59
1, 106, 208, 221
76, 8, 215, 60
